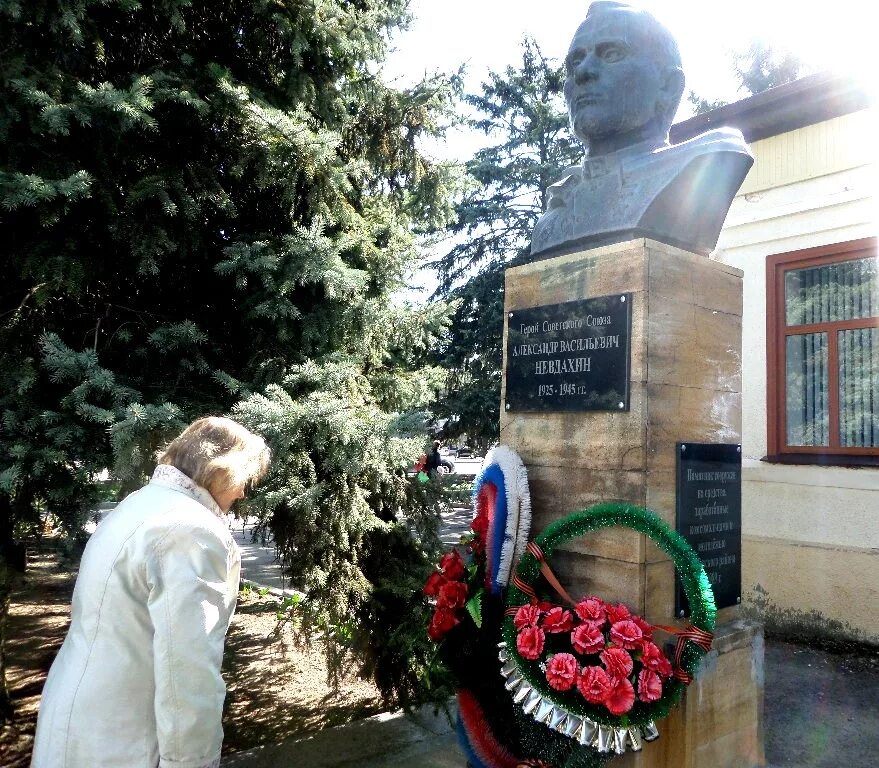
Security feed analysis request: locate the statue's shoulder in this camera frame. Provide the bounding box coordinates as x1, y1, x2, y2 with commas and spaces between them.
669, 126, 751, 159
639, 126, 754, 254
546, 165, 583, 208
632, 126, 752, 186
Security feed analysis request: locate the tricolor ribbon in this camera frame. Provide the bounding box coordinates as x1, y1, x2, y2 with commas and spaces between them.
652, 623, 714, 684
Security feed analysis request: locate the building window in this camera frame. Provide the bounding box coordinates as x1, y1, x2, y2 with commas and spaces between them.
766, 237, 878, 463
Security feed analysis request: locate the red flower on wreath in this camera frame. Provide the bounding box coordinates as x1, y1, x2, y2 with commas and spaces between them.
516, 626, 545, 660
507, 591, 675, 717
514, 603, 542, 630
422, 571, 446, 597
437, 580, 468, 610
546, 653, 579, 691
605, 676, 636, 715
638, 668, 663, 703
439, 550, 466, 581
428, 607, 460, 640
571, 623, 605, 655
576, 665, 612, 704
541, 606, 574, 634
574, 596, 606, 624
641, 641, 674, 678
606, 602, 631, 624
600, 646, 634, 679
633, 615, 654, 641
610, 619, 643, 650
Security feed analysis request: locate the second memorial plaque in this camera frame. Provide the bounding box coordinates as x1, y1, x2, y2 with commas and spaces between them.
505, 293, 631, 412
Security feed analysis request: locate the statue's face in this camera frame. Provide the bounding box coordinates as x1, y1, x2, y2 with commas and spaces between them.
564, 11, 665, 146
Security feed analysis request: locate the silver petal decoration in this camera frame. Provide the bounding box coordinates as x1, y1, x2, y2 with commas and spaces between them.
563, 715, 582, 739
522, 690, 542, 715
576, 718, 598, 747
512, 683, 532, 704
504, 673, 522, 691
535, 699, 555, 724
550, 710, 568, 732
627, 727, 643, 751
496, 658, 663, 755
584, 719, 598, 746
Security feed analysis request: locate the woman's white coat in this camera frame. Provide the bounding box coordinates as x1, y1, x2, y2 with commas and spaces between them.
31, 465, 240, 768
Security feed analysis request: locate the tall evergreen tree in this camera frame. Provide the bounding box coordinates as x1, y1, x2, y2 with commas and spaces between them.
733, 39, 802, 95
1, 0, 458, 711
687, 38, 804, 115
431, 39, 580, 447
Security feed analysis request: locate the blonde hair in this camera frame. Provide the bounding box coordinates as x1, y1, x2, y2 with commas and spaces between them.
158, 417, 270, 498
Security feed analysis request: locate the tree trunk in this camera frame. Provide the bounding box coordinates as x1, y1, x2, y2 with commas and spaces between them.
0, 563, 14, 721
0, 493, 26, 721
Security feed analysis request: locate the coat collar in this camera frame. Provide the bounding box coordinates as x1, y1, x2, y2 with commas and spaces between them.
150, 464, 223, 517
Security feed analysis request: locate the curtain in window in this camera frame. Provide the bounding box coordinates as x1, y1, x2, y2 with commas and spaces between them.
786, 333, 828, 446
784, 255, 877, 448
839, 327, 878, 447
785, 257, 877, 325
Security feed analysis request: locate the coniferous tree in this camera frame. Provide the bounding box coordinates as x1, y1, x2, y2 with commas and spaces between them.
734, 39, 802, 95
1, 0, 458, 710
687, 38, 804, 115
432, 40, 580, 447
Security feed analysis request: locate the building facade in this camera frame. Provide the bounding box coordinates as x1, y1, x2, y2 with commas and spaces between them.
672, 73, 877, 644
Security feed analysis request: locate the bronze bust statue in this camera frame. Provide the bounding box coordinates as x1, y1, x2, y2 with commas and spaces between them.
531, 1, 754, 258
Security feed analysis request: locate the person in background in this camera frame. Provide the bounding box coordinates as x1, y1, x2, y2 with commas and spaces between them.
425, 439, 442, 479
31, 416, 270, 768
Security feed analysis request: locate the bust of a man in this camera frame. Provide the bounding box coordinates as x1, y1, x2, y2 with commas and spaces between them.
531, 1, 754, 258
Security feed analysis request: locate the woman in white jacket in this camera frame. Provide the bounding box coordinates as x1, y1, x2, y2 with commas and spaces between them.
31, 416, 270, 768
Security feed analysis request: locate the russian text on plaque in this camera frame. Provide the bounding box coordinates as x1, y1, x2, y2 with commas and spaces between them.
675, 442, 742, 615
505, 293, 632, 413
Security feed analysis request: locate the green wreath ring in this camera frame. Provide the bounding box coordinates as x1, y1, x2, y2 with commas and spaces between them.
502, 502, 717, 730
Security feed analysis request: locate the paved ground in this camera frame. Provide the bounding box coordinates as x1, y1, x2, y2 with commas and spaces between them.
224, 707, 461, 768
231, 518, 295, 595
762, 640, 878, 767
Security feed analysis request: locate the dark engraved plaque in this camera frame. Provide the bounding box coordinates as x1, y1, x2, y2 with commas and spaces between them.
675, 442, 742, 616
505, 294, 632, 412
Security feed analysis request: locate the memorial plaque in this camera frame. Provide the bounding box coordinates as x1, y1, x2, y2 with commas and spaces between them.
675, 442, 742, 616
505, 293, 632, 412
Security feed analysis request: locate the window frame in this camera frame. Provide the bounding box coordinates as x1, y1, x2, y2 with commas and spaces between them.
766, 236, 878, 463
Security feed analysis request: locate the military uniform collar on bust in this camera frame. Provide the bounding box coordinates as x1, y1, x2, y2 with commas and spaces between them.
580, 137, 670, 177
150, 464, 223, 517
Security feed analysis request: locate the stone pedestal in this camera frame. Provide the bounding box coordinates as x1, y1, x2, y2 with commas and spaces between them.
501, 239, 765, 768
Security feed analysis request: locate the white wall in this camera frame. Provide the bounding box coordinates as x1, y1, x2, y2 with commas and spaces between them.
715, 164, 876, 461
707, 108, 878, 640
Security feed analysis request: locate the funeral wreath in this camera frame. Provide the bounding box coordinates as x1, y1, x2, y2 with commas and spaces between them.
423, 447, 716, 768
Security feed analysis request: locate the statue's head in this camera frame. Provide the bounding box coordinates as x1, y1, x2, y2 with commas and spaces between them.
564, 1, 684, 154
